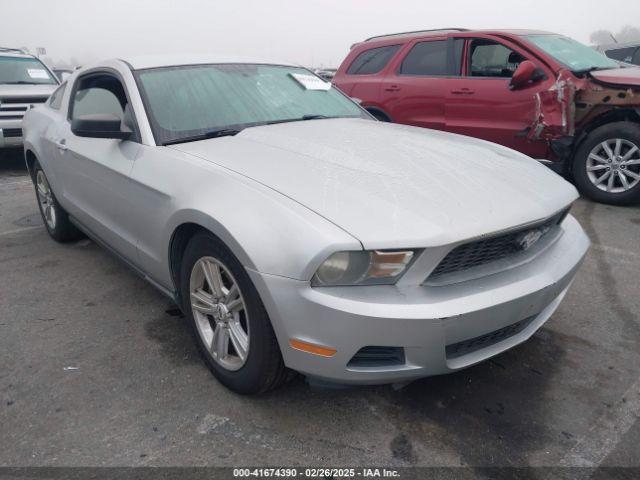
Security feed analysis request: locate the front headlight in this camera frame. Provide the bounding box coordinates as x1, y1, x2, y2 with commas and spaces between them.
311, 250, 417, 286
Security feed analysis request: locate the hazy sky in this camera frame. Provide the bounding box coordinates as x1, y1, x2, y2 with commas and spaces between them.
3, 0, 638, 67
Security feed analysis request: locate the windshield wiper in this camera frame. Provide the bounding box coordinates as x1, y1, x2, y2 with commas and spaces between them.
301, 114, 332, 120
162, 128, 242, 146
2, 81, 45, 85
260, 115, 340, 127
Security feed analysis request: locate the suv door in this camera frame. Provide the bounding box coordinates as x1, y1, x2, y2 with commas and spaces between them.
379, 38, 456, 129
334, 44, 402, 116
444, 36, 555, 158
56, 71, 142, 261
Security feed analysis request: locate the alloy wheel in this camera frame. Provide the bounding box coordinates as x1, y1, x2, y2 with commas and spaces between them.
189, 256, 250, 371
36, 170, 57, 230
586, 138, 640, 193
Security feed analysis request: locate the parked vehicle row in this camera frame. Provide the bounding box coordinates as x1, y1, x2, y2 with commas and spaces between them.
334, 29, 640, 205
23, 54, 589, 394
0, 47, 59, 149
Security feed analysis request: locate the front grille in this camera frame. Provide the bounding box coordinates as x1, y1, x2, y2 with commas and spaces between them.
348, 346, 405, 368
0, 96, 48, 104
445, 315, 536, 359
0, 106, 28, 112
1, 128, 22, 137
428, 208, 569, 282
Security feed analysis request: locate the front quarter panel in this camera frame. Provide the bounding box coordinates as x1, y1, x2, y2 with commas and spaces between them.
128, 146, 361, 291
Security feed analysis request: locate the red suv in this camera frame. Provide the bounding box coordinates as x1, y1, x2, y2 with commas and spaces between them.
334, 29, 640, 205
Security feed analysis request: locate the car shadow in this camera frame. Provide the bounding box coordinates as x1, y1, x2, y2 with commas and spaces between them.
0, 148, 27, 175
255, 323, 572, 467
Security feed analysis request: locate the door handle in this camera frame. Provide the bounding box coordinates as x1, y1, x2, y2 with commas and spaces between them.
451, 88, 475, 95
55, 139, 68, 151
384, 85, 401, 92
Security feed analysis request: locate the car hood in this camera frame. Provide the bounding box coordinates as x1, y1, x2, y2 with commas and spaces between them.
170, 119, 578, 249
590, 67, 640, 87
0, 84, 57, 98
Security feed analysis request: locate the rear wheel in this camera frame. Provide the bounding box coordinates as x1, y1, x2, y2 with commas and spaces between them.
33, 161, 82, 242
573, 122, 640, 205
179, 232, 289, 394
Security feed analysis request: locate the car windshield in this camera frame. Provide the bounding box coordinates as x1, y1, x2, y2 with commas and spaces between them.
136, 63, 368, 145
0, 56, 57, 85
525, 34, 620, 73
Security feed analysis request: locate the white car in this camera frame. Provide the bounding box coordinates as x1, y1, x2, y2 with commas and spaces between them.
23, 54, 590, 394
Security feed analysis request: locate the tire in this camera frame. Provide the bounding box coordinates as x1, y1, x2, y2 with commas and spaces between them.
179, 231, 288, 394
33, 161, 83, 242
572, 122, 640, 205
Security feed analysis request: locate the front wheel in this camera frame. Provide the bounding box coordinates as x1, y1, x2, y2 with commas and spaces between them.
572, 122, 640, 205
179, 232, 289, 394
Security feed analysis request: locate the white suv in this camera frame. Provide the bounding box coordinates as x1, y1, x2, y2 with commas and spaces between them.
0, 48, 58, 150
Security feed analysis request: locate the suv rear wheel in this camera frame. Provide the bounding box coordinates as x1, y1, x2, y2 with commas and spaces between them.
573, 122, 640, 205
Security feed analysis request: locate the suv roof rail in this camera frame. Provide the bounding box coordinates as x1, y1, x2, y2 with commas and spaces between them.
0, 47, 29, 54
364, 28, 470, 42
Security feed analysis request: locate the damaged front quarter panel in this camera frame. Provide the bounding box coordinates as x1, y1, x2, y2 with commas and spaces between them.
527, 68, 640, 149
527, 70, 582, 143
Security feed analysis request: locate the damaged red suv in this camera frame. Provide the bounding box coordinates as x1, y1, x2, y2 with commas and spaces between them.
334, 29, 640, 205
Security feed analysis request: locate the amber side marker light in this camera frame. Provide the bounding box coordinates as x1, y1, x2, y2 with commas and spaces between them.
289, 339, 337, 357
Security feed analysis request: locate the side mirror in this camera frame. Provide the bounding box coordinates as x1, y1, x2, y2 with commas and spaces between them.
71, 114, 131, 140
509, 60, 546, 90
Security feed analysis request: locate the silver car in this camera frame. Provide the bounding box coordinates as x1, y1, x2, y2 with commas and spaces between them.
23, 55, 590, 394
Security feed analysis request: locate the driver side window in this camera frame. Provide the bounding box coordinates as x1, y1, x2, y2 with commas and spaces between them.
469, 40, 526, 78
69, 72, 138, 141
70, 74, 127, 121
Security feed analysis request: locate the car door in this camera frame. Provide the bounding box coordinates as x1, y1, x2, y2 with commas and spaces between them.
379, 38, 456, 129
444, 35, 555, 158
55, 71, 142, 262
40, 82, 69, 188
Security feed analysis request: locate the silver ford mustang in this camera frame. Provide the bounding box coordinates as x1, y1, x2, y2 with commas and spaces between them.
23, 54, 590, 394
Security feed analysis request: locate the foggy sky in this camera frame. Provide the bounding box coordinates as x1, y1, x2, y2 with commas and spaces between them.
3, 0, 638, 67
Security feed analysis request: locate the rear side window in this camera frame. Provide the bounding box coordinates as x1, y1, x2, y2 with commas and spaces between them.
347, 45, 401, 75
49, 82, 66, 110
399, 40, 449, 76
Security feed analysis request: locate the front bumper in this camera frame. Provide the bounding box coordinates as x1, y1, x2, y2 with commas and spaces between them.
0, 120, 24, 148
248, 215, 590, 384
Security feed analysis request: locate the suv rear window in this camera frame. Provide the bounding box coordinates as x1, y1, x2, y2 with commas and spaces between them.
399, 40, 449, 76
347, 45, 401, 75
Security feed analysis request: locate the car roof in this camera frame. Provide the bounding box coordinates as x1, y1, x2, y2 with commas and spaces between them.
356, 28, 556, 48
120, 54, 299, 70
0, 50, 37, 59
